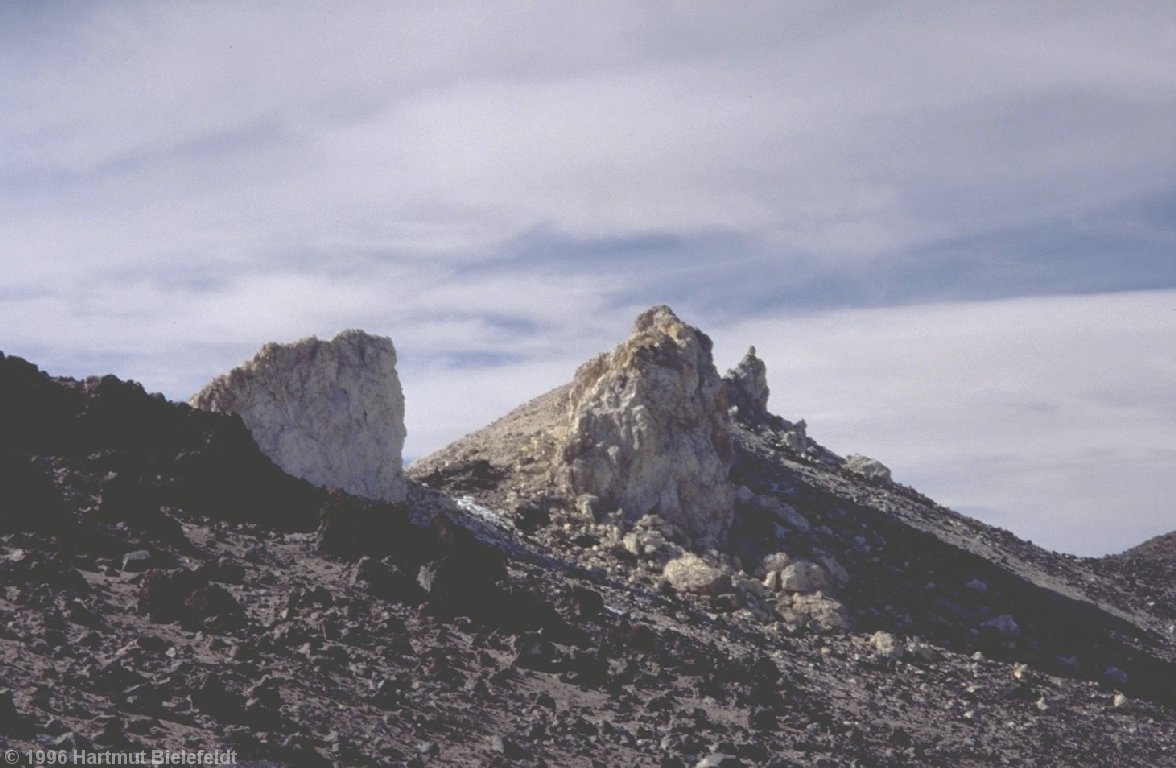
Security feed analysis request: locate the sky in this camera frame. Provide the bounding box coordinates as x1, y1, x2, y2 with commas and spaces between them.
2, 2, 1174, 556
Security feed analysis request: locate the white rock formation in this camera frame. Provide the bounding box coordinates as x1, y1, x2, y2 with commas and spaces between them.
561, 306, 735, 547
191, 330, 407, 502
777, 560, 835, 593
845, 453, 893, 482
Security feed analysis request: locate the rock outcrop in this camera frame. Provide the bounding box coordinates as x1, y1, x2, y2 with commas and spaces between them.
560, 306, 735, 547
724, 346, 770, 418
191, 330, 406, 502
845, 453, 892, 483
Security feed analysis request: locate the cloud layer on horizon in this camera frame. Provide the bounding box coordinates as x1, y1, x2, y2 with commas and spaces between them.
2, 3, 1175, 555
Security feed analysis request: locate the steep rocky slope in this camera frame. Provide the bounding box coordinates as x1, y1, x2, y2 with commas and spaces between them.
410, 307, 1175, 704
1, 309, 1173, 767
721, 417, 1175, 699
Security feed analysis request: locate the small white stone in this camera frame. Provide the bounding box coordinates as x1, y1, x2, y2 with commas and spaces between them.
871, 631, 903, 659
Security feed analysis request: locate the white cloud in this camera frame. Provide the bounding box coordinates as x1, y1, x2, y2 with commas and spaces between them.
4, 3, 1174, 269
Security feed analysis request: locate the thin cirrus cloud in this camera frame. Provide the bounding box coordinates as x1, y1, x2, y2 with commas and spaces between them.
2, 3, 1175, 555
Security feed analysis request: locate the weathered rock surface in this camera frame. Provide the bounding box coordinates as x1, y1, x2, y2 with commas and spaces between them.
845, 453, 892, 482
560, 306, 735, 547
776, 593, 852, 633
723, 346, 770, 418
191, 330, 406, 502
662, 553, 731, 596
765, 557, 835, 594
871, 630, 903, 659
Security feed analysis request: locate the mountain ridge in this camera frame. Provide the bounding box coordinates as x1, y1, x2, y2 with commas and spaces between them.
0, 308, 1173, 766
408, 308, 1174, 701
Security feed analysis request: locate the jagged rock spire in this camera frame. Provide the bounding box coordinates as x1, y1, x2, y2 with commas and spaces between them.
560, 305, 735, 547
725, 345, 770, 417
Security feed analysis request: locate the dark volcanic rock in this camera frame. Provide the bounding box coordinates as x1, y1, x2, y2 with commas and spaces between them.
95, 473, 185, 543
137, 568, 207, 623
316, 491, 431, 562
0, 688, 34, 737
513, 631, 561, 672
0, 555, 89, 595
352, 555, 423, 603
184, 584, 246, 628
190, 674, 245, 723
0, 451, 73, 536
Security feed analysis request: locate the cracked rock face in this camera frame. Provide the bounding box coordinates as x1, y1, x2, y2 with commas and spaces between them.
191, 330, 406, 502
560, 306, 735, 547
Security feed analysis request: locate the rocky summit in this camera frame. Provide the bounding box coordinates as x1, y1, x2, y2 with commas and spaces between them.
1, 308, 1173, 767
561, 306, 735, 548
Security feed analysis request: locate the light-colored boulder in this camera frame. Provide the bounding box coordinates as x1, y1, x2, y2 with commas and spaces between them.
777, 560, 834, 594
871, 630, 903, 659
762, 553, 848, 595
561, 306, 734, 547
191, 330, 406, 502
760, 552, 790, 573
663, 553, 731, 595
845, 453, 892, 482
776, 593, 852, 633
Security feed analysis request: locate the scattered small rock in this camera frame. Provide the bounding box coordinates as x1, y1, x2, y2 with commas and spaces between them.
489, 733, 530, 760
